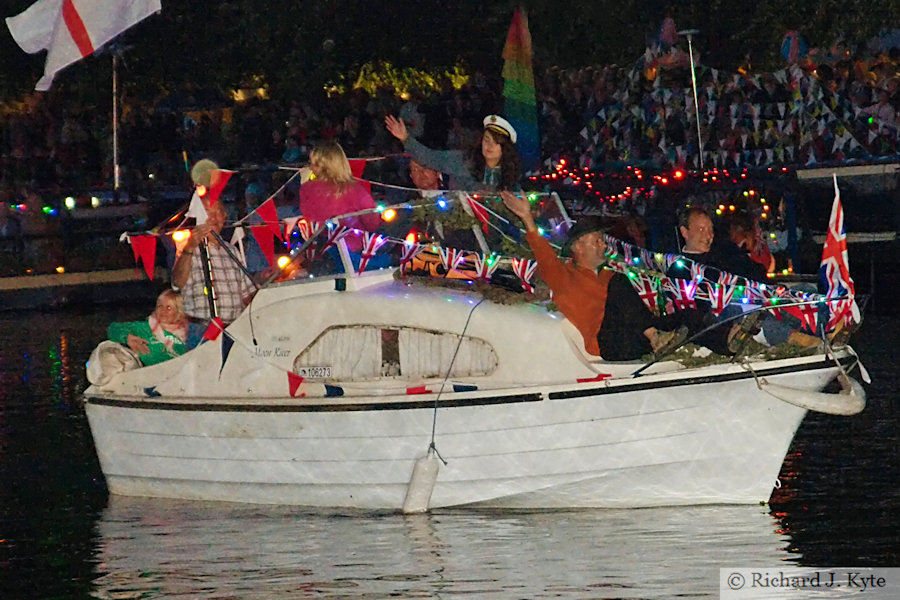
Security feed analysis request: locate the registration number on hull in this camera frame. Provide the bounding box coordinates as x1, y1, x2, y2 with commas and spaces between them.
296, 366, 332, 379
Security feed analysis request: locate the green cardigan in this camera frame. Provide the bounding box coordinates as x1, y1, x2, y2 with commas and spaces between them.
107, 320, 187, 366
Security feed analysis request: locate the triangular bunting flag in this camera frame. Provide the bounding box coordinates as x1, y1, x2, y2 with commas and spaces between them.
219, 332, 234, 378
129, 234, 157, 280
206, 169, 234, 206
288, 372, 305, 397
254, 198, 283, 240
250, 225, 276, 266
203, 317, 224, 341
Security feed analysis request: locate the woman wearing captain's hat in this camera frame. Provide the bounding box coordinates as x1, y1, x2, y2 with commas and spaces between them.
385, 113, 522, 192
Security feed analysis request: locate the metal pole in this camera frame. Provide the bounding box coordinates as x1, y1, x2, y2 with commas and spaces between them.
679, 29, 704, 172
112, 53, 120, 198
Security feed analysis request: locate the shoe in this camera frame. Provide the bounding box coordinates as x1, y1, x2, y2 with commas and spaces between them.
653, 325, 689, 358
728, 312, 763, 354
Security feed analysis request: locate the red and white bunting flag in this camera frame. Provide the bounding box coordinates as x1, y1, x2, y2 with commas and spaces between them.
439, 247, 465, 273
471, 254, 500, 281
206, 169, 234, 206
707, 282, 735, 316
399, 240, 424, 275
465, 194, 491, 231
630, 274, 660, 312
356, 232, 388, 273
669, 278, 698, 311
316, 224, 350, 258
511, 257, 538, 294
296, 218, 320, 241
6, 0, 161, 91
287, 372, 306, 398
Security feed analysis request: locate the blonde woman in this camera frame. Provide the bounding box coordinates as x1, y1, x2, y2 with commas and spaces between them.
107, 289, 189, 366
298, 141, 381, 253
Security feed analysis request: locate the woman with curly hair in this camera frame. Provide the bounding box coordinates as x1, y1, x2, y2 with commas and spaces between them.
385, 113, 522, 192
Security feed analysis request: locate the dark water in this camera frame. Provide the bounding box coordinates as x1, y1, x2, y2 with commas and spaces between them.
0, 307, 898, 599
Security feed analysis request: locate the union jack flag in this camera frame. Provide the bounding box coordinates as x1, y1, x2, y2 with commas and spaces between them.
819, 175, 859, 331
399, 240, 424, 275
315, 223, 351, 259
471, 253, 500, 282
511, 258, 538, 293
630, 274, 661, 312
668, 278, 698, 310
439, 247, 466, 273
707, 282, 736, 316
356, 232, 388, 273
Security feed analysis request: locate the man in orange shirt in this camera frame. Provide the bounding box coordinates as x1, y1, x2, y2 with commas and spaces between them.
502, 191, 685, 360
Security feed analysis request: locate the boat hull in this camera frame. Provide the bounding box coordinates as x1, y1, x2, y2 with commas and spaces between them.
83, 357, 840, 510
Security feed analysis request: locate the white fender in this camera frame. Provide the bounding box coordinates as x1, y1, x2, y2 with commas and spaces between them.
402, 452, 441, 514
757, 374, 866, 416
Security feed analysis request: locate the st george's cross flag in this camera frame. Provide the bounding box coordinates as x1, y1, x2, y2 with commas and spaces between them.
6, 0, 160, 91
819, 175, 860, 331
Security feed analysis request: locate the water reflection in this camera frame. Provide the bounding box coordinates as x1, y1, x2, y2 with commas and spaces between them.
92, 499, 792, 599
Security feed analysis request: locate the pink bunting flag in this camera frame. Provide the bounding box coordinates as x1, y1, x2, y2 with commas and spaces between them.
250, 225, 275, 266
129, 234, 157, 280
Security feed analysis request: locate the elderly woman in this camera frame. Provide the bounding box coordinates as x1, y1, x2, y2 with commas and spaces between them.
385, 113, 522, 192
107, 289, 188, 366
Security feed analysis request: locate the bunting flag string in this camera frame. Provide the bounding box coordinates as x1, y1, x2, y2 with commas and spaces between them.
438, 247, 466, 273
399, 240, 425, 275
511, 257, 538, 293
357, 232, 389, 274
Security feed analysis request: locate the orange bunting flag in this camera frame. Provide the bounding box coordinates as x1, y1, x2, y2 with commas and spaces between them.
250, 225, 275, 266
129, 234, 157, 280
254, 198, 283, 240
288, 372, 305, 397
206, 169, 234, 206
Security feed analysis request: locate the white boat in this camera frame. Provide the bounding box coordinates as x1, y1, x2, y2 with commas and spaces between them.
82, 199, 867, 511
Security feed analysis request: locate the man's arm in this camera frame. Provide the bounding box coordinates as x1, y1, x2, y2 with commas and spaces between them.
171, 224, 211, 289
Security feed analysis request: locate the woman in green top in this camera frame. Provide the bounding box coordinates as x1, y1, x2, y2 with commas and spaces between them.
107, 290, 188, 366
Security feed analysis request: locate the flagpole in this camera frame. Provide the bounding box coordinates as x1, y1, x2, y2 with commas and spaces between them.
112, 53, 120, 201
678, 29, 703, 172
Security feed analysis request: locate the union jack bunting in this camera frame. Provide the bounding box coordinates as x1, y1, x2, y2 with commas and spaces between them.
689, 261, 706, 283
399, 241, 424, 275
471, 254, 500, 282
622, 243, 633, 265
315, 224, 351, 259
819, 175, 860, 331
707, 282, 736, 316
630, 273, 661, 313
511, 257, 538, 293
296, 219, 321, 263
667, 278, 698, 310
439, 247, 466, 273
356, 232, 388, 274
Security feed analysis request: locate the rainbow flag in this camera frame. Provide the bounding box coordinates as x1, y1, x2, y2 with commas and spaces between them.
502, 7, 540, 172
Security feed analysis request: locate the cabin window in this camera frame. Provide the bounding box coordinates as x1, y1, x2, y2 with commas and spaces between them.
293, 325, 497, 381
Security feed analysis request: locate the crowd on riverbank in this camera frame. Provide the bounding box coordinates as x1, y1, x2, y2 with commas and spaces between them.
1, 44, 898, 207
